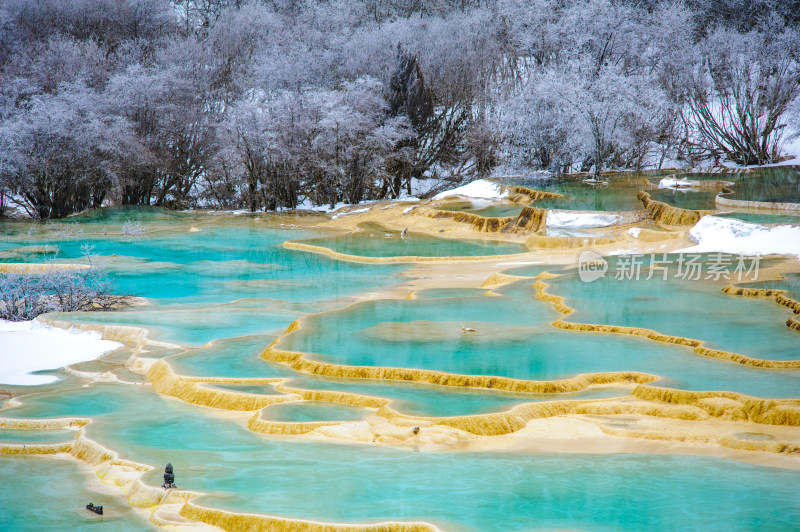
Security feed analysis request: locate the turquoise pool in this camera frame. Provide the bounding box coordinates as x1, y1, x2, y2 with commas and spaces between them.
3, 206, 800, 532
279, 281, 800, 397
6, 384, 800, 532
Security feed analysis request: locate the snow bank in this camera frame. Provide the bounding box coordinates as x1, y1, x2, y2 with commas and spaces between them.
0, 320, 123, 385
678, 215, 800, 258
658, 177, 694, 189
330, 207, 370, 220
433, 180, 508, 201
628, 228, 642, 238
546, 212, 621, 228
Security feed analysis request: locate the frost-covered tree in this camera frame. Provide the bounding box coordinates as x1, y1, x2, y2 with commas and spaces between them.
687, 26, 800, 166
216, 77, 408, 211
2, 0, 799, 215
0, 83, 139, 218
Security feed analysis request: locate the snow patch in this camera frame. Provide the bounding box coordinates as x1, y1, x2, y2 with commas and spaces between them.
628, 228, 642, 238
0, 320, 123, 385
658, 177, 695, 189
330, 207, 369, 220
433, 180, 508, 201
546, 212, 621, 228
678, 216, 800, 258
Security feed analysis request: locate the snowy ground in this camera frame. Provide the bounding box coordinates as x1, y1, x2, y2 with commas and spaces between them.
0, 320, 122, 385
432, 179, 508, 201
678, 216, 800, 259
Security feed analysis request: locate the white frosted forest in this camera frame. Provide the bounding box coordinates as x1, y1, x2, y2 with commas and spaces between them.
0, 0, 798, 220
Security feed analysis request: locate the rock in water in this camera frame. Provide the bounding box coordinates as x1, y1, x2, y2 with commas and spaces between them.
163, 463, 176, 488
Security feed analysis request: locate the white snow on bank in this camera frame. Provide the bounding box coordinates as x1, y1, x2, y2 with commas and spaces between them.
0, 320, 123, 385
330, 207, 370, 220
628, 228, 642, 238
678, 216, 800, 258
658, 177, 695, 189
546, 212, 621, 228
433, 180, 508, 201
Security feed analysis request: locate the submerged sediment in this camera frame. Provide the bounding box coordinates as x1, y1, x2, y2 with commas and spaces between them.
282, 240, 530, 264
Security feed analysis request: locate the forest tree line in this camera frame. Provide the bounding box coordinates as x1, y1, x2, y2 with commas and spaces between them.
0, 0, 798, 218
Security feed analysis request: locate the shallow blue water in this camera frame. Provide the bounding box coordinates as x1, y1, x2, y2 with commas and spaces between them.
261, 401, 367, 422
3, 206, 800, 531
0, 213, 407, 305
166, 335, 621, 417
60, 303, 301, 346
281, 282, 800, 397
0, 456, 155, 531
548, 271, 800, 362
649, 188, 719, 210
6, 384, 797, 532
717, 211, 800, 225
0, 428, 76, 443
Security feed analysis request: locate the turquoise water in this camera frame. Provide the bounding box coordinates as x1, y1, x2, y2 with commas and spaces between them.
740, 273, 800, 298
261, 401, 367, 422
724, 167, 800, 203
7, 384, 797, 532
649, 189, 719, 210
59, 303, 301, 346
166, 335, 620, 417
296, 223, 526, 258
502, 176, 645, 211
281, 283, 800, 397
0, 428, 76, 443
2, 385, 141, 419
415, 288, 490, 299
200, 384, 285, 395
502, 167, 800, 212
4, 207, 800, 531
194, 451, 800, 532
0, 456, 155, 531
717, 211, 800, 225
548, 270, 800, 362
169, 336, 295, 378
465, 204, 525, 218
282, 374, 627, 417
0, 214, 407, 305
